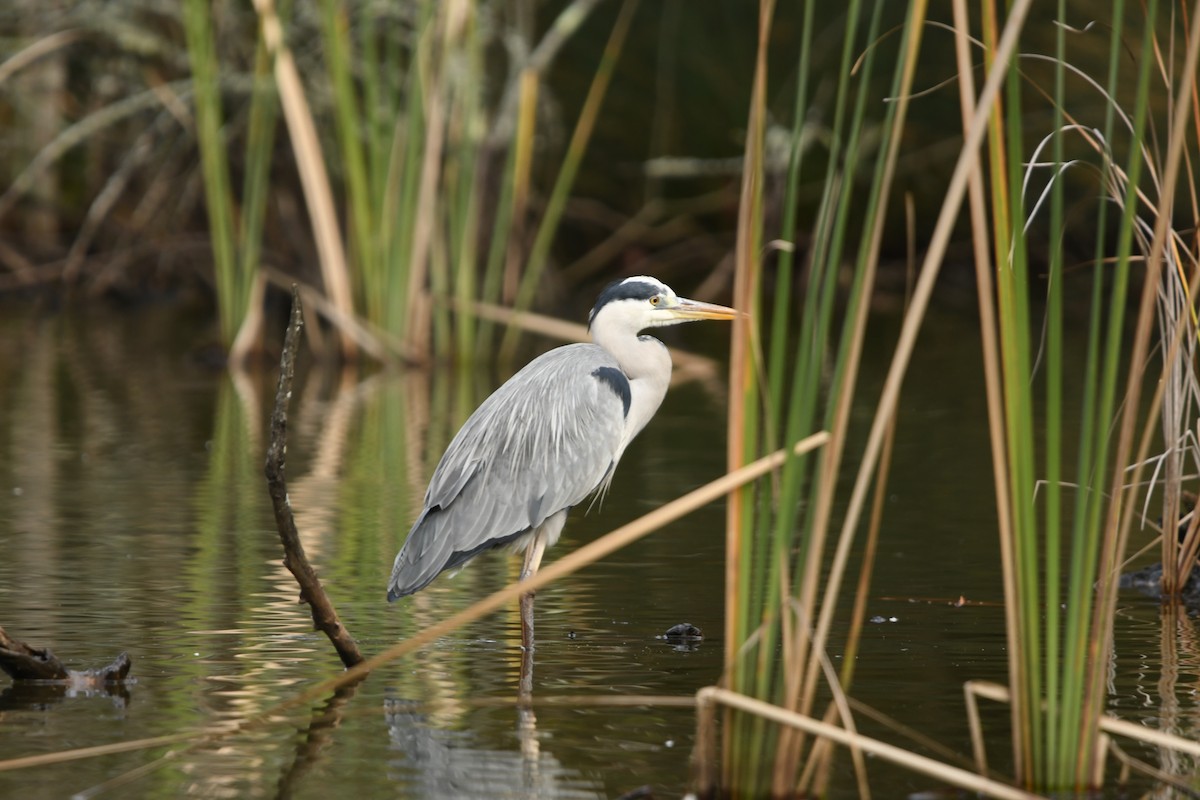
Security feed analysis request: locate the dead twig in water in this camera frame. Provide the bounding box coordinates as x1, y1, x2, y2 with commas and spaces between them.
265, 286, 364, 668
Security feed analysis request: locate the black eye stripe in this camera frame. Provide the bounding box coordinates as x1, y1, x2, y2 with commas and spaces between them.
588, 278, 669, 325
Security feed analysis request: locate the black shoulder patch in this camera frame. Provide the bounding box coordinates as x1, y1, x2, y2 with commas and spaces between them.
591, 366, 631, 418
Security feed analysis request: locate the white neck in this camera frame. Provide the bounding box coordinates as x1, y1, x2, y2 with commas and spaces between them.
592, 326, 673, 454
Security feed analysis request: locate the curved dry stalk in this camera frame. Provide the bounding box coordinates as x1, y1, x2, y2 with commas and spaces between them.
487, 0, 607, 147
252, 0, 356, 361
70, 749, 182, 800
261, 266, 403, 363
0, 29, 82, 86
60, 117, 166, 285
0, 78, 197, 223
694, 687, 1047, 800
401, 1, 456, 356
1097, 0, 1200, 724
966, 680, 1200, 758
0, 732, 208, 774
788, 598, 869, 799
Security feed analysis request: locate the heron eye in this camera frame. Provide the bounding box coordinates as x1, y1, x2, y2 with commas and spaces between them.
650, 296, 661, 306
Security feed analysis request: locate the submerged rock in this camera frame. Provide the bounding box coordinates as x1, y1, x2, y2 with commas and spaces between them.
661, 623, 703, 641
1120, 491, 1200, 603
657, 623, 704, 652
1119, 562, 1200, 604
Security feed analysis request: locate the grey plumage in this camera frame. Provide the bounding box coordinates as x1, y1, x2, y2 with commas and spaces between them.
387, 275, 736, 602
388, 345, 628, 599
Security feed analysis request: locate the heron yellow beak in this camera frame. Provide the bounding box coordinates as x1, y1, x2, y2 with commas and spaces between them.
666, 296, 739, 321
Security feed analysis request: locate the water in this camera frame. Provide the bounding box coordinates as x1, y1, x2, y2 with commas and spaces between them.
0, 301, 1196, 798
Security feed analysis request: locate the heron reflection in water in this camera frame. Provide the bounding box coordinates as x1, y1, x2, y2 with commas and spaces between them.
387, 275, 736, 647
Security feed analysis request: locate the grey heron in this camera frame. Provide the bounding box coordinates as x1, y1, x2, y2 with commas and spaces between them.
386, 276, 736, 628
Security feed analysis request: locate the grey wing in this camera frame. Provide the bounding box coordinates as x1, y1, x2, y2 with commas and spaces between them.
388, 344, 629, 599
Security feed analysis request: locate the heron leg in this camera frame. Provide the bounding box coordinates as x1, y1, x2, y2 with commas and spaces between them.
518, 509, 566, 656
519, 527, 550, 582
519, 529, 548, 653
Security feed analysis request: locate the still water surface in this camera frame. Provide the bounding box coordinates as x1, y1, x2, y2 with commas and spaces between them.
0, 302, 1196, 798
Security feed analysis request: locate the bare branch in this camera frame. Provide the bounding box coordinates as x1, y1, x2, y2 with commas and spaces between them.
265, 286, 365, 668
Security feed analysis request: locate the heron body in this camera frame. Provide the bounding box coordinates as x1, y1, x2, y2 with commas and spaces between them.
387, 275, 736, 602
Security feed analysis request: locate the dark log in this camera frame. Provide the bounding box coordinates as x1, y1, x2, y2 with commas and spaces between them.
265, 286, 365, 669
0, 626, 69, 680
0, 626, 130, 685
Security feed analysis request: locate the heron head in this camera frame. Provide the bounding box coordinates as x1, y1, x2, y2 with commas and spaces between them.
588, 276, 737, 334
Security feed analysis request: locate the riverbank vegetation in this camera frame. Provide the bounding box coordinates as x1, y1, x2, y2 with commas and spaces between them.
715, 0, 1200, 795
2, 0, 1199, 796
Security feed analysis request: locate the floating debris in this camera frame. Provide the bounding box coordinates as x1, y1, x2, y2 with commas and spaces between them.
0, 626, 131, 685
660, 623, 703, 641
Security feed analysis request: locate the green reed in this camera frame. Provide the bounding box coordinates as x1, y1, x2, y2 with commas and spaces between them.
714, 0, 1200, 792
314, 0, 628, 362
969, 0, 1200, 789
180, 0, 612, 364
182, 0, 277, 361
721, 0, 926, 795
316, 0, 476, 357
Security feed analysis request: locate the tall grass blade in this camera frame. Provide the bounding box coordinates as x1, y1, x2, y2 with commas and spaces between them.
964, 0, 1200, 789
275, 0, 606, 363
718, 0, 961, 793
182, 0, 245, 353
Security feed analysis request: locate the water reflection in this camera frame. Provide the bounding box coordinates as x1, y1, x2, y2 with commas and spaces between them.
3, 304, 1200, 797
1109, 601, 1200, 790
384, 696, 601, 799
275, 677, 365, 798
0, 681, 130, 713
